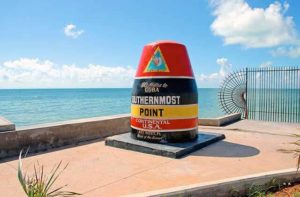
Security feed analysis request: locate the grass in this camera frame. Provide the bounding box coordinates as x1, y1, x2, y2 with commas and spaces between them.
18, 150, 81, 197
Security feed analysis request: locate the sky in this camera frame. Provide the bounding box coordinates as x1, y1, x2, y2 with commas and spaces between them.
0, 0, 299, 88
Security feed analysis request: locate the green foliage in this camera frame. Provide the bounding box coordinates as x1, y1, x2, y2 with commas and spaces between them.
245, 184, 272, 197
230, 178, 286, 197
18, 150, 81, 197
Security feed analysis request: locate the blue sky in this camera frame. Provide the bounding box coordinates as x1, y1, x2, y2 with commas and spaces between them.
0, 0, 299, 88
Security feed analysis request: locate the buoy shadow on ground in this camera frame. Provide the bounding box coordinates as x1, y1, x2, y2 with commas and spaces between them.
192, 141, 260, 158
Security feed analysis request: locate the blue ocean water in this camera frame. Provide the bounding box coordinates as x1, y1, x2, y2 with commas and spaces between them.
0, 88, 224, 127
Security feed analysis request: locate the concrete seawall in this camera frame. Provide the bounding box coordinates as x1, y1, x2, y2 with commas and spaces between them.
0, 113, 241, 160
198, 113, 241, 126
0, 116, 15, 132
0, 114, 130, 159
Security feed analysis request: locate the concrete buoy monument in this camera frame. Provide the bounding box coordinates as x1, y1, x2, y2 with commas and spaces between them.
106, 41, 224, 158
131, 41, 198, 143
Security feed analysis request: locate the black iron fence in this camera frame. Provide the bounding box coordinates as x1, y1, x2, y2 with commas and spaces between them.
219, 67, 300, 123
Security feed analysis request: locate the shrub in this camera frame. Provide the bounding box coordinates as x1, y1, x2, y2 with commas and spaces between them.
18, 150, 81, 197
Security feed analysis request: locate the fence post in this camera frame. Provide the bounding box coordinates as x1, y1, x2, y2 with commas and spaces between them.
245, 68, 248, 119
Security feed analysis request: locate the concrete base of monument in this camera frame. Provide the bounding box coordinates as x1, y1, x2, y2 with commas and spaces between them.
105, 132, 225, 158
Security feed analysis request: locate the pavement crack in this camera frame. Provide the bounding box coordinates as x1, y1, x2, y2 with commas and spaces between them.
83, 159, 173, 194
199, 127, 295, 137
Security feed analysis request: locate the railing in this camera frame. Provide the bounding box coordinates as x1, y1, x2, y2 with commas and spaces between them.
219, 67, 300, 123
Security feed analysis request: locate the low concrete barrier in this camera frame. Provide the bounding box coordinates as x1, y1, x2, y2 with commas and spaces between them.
0, 116, 15, 132
126, 168, 300, 197
0, 114, 130, 159
198, 113, 241, 126
0, 113, 241, 159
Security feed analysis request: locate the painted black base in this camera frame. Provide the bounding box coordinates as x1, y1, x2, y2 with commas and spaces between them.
105, 132, 225, 158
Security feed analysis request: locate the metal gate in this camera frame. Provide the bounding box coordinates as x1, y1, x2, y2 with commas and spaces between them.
219, 67, 300, 123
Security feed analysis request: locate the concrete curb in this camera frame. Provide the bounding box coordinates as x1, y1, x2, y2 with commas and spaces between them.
199, 113, 241, 126
124, 168, 300, 197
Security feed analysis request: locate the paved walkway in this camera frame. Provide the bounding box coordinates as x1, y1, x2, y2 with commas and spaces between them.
0, 120, 299, 196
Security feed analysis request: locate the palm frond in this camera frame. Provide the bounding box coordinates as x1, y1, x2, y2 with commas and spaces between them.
278, 135, 300, 171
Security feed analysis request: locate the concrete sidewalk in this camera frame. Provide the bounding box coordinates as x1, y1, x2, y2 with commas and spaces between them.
0, 120, 299, 197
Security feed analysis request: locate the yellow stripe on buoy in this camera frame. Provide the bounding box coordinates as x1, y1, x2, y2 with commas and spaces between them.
131, 104, 198, 119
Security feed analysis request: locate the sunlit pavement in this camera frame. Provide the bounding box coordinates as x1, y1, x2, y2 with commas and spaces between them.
0, 120, 299, 197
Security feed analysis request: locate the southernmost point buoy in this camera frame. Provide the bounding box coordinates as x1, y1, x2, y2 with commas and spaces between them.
131, 41, 198, 143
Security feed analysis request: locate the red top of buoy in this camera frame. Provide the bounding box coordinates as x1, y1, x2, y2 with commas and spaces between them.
135, 41, 194, 78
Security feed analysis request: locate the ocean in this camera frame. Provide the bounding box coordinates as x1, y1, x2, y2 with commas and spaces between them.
0, 88, 224, 127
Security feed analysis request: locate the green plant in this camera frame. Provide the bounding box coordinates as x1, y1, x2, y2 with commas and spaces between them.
18, 150, 81, 197
245, 184, 272, 197
229, 178, 284, 197
244, 178, 283, 197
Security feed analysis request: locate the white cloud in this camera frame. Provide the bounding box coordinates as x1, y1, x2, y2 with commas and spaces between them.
210, 0, 297, 48
283, 1, 289, 13
64, 24, 84, 39
260, 61, 272, 68
0, 58, 135, 88
271, 46, 300, 58
196, 58, 232, 87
